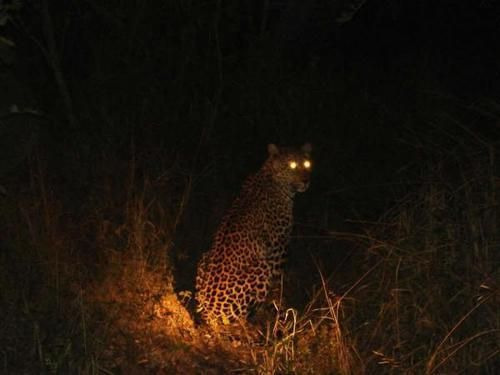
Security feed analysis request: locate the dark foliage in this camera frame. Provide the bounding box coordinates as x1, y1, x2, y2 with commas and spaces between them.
0, 0, 499, 373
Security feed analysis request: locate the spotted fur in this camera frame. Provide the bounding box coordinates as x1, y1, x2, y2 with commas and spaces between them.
195, 143, 312, 326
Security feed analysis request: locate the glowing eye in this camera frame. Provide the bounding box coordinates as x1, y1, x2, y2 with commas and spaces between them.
289, 161, 297, 169
304, 160, 311, 168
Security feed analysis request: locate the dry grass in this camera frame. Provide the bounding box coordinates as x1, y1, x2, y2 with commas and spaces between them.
1, 141, 498, 374
339, 149, 500, 374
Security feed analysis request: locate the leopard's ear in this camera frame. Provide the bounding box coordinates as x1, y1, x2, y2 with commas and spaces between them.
268, 144, 280, 156
302, 143, 312, 154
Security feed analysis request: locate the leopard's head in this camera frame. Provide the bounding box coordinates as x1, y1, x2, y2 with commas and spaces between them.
266, 143, 312, 194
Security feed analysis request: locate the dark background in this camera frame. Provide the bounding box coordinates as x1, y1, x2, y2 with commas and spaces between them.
1, 1, 499, 372
2, 0, 500, 292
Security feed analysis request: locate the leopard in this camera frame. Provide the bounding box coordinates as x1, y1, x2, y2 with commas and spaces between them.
195, 143, 312, 327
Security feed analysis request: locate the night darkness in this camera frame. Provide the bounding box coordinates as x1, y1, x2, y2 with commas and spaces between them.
1, 1, 499, 373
